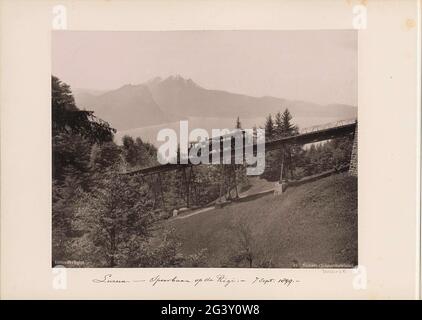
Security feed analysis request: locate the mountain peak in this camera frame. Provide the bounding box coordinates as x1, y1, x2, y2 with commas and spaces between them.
74, 74, 357, 133
145, 75, 200, 89
166, 74, 184, 81
161, 74, 199, 87
146, 76, 163, 85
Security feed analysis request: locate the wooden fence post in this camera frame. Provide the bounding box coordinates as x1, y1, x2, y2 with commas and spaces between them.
274, 145, 284, 195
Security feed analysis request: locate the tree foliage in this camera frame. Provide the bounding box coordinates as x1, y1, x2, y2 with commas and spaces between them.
52, 76, 115, 143
264, 114, 274, 140
261, 107, 353, 181
262, 108, 301, 181
121, 135, 157, 169
52, 76, 203, 267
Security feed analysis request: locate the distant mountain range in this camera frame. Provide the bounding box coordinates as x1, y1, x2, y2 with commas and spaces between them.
73, 75, 357, 144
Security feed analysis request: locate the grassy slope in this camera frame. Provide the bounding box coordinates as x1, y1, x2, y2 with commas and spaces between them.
165, 173, 357, 268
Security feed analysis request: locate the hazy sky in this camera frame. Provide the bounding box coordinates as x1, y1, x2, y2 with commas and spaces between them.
52, 30, 357, 106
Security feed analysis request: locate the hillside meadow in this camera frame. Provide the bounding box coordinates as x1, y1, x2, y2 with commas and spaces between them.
160, 173, 357, 268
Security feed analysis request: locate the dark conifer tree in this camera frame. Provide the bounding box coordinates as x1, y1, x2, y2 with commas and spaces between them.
264, 114, 274, 140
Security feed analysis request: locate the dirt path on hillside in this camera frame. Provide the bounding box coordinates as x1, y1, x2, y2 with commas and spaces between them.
172, 177, 276, 220
240, 176, 276, 197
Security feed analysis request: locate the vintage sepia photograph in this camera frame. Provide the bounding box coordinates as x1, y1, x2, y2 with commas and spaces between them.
52, 30, 358, 268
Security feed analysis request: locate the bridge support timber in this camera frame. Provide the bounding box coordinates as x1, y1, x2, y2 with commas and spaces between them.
274, 146, 285, 195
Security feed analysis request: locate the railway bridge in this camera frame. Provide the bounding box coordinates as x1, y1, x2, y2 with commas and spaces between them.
123, 118, 358, 210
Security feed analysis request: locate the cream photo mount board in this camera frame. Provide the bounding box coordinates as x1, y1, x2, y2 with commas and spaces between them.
0, 0, 421, 299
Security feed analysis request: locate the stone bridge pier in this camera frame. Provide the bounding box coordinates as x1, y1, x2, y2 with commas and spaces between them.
349, 124, 358, 177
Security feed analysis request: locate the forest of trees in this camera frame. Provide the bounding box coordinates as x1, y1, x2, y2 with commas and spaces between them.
52, 76, 211, 267
52, 76, 249, 267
